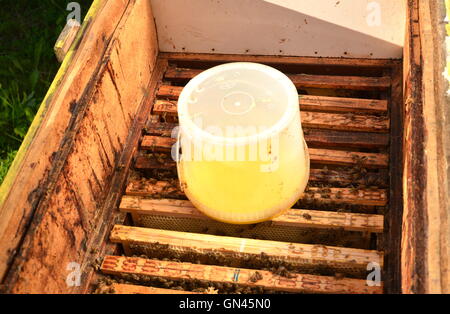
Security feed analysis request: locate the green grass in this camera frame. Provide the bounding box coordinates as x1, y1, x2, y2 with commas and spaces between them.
0, 0, 92, 184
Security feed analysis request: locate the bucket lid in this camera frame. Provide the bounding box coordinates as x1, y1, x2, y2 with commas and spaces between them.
178, 62, 299, 146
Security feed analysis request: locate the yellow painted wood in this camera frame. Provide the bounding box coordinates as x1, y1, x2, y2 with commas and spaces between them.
54, 19, 81, 62
0, 0, 104, 207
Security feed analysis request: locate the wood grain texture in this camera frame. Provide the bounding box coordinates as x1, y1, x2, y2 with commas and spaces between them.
419, 0, 450, 294
156, 84, 388, 113
400, 0, 450, 294
385, 64, 403, 294
0, 0, 159, 293
125, 178, 387, 206
160, 52, 398, 68
151, 99, 389, 133
54, 19, 81, 62
0, 0, 129, 286
119, 196, 384, 233
109, 225, 383, 271
101, 255, 382, 294
111, 283, 200, 294
401, 0, 426, 294
144, 120, 389, 149
164, 67, 390, 90
153, 100, 389, 132
139, 135, 388, 168
300, 111, 389, 133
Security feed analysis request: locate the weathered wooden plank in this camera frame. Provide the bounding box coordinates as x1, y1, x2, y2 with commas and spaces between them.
110, 226, 383, 271
160, 52, 399, 68
289, 74, 391, 90
84, 60, 169, 293
134, 155, 174, 170
134, 151, 388, 171
131, 157, 387, 187
139, 136, 388, 168
156, 85, 388, 113
303, 129, 389, 149
309, 148, 388, 168
152, 99, 389, 133
0, 0, 160, 293
0, 0, 138, 291
144, 121, 389, 149
156, 85, 183, 99
152, 99, 177, 115
126, 178, 181, 197
111, 283, 200, 294
301, 111, 389, 133
299, 95, 387, 113
119, 196, 384, 233
141, 136, 174, 152
307, 167, 387, 187
125, 178, 387, 206
164, 68, 391, 90
54, 19, 81, 62
102, 255, 382, 294
416, 0, 450, 294
304, 187, 387, 206
401, 0, 426, 294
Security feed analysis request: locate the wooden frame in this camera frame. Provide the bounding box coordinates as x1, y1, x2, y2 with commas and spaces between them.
101, 255, 383, 294
0, 0, 160, 293
401, 0, 450, 294
0, 0, 448, 294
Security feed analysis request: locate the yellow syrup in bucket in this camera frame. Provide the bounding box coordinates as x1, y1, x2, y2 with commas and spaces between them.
176, 62, 309, 224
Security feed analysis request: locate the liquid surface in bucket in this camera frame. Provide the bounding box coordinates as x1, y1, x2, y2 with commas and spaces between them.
177, 62, 309, 224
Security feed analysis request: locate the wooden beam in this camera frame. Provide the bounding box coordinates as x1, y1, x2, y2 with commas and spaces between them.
54, 19, 81, 62
125, 178, 387, 206
401, 0, 426, 294
417, 0, 450, 294
0, 0, 146, 291
306, 167, 387, 187
102, 256, 382, 294
145, 120, 389, 149
111, 283, 200, 294
110, 225, 383, 272
305, 187, 387, 206
141, 136, 174, 152
156, 85, 388, 113
160, 52, 398, 68
164, 68, 391, 91
119, 196, 384, 233
300, 111, 389, 133
299, 95, 387, 113
139, 136, 388, 168
303, 129, 389, 149
152, 99, 389, 133
308, 148, 388, 168
130, 157, 387, 187
289, 74, 390, 91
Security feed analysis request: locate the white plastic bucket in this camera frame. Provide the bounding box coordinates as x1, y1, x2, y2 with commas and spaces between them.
177, 62, 309, 224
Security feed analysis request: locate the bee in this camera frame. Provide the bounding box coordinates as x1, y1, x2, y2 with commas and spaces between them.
302, 213, 312, 220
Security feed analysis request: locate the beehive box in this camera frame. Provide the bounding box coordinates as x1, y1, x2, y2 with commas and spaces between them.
0, 0, 448, 294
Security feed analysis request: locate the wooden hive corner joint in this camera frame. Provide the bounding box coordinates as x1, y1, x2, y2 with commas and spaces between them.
54, 19, 81, 62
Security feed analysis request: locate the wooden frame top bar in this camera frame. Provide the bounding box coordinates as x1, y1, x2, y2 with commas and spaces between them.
101, 255, 383, 294
119, 196, 384, 233
160, 52, 401, 68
